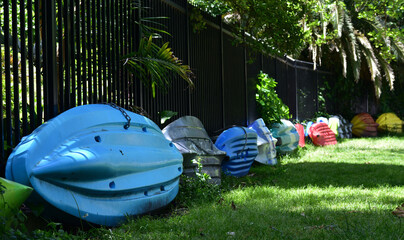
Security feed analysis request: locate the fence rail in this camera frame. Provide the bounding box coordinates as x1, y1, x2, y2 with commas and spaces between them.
0, 0, 332, 175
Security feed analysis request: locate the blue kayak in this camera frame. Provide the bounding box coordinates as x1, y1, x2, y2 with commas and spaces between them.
248, 118, 277, 165
5, 104, 183, 226
215, 127, 258, 177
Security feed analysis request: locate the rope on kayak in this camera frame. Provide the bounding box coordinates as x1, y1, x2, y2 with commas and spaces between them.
105, 103, 131, 129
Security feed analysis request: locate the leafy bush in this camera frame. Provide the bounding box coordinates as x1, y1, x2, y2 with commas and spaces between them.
176, 161, 222, 207
256, 71, 291, 124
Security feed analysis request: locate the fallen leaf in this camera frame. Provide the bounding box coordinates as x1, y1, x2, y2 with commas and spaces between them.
392, 203, 404, 218
300, 212, 305, 217
226, 232, 235, 236
247, 173, 255, 177
231, 201, 237, 210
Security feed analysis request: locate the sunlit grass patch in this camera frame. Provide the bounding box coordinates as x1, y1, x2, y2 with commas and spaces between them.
19, 136, 404, 240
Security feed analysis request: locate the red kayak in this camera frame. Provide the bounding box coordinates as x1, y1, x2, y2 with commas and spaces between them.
309, 122, 337, 146
295, 123, 306, 147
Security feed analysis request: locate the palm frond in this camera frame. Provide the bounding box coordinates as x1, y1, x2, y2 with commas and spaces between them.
330, 2, 344, 38
343, 12, 357, 61
356, 32, 381, 82
123, 36, 194, 98
391, 40, 404, 63
339, 43, 347, 78
378, 55, 395, 91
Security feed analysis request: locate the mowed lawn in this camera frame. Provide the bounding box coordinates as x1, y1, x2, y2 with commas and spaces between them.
38, 136, 404, 239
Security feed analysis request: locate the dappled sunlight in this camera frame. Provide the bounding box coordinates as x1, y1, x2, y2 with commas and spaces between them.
224, 185, 404, 213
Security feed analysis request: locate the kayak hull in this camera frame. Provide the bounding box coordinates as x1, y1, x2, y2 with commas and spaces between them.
5, 104, 183, 226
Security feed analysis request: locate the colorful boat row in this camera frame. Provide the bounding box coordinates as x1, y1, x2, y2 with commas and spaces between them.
3, 104, 402, 226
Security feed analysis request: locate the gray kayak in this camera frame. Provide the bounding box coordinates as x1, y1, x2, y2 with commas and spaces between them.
163, 116, 226, 185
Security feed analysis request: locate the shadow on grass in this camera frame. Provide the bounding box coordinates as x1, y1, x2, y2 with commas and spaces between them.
249, 161, 404, 189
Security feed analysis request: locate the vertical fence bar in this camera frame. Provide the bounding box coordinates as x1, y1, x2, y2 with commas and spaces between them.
138, 0, 143, 108
82, 0, 87, 104
97, 0, 103, 102
64, 0, 71, 110
220, 17, 225, 128
35, 0, 42, 126
20, 0, 28, 136
243, 44, 248, 125
28, 0, 35, 132
123, 0, 128, 109
0, 8, 4, 161
295, 63, 299, 120
92, 0, 98, 102
12, 0, 21, 144
87, 0, 92, 103
70, 0, 76, 107
186, 4, 191, 115
4, 0, 12, 153
129, 1, 135, 107
112, 0, 117, 103
42, 0, 58, 120
116, 0, 121, 106
57, 0, 64, 112
102, 0, 107, 102
107, 0, 112, 102
76, 0, 82, 105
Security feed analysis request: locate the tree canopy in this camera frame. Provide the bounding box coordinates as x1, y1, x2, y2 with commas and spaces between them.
189, 0, 404, 97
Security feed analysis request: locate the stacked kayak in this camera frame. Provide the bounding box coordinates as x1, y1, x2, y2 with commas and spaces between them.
376, 113, 403, 134
163, 116, 226, 184
351, 113, 379, 137
248, 118, 277, 165
294, 123, 306, 147
331, 115, 352, 138
328, 116, 340, 137
215, 127, 258, 177
308, 122, 337, 146
305, 121, 314, 137
0, 177, 32, 218
316, 117, 329, 125
5, 104, 183, 226
270, 120, 299, 154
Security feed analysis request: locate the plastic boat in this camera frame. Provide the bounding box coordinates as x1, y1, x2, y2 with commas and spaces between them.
351, 113, 379, 137
162, 116, 226, 185
330, 115, 352, 138
0, 177, 32, 218
248, 118, 277, 165
215, 127, 258, 177
294, 123, 306, 147
308, 122, 337, 146
5, 104, 183, 226
376, 113, 403, 133
270, 120, 299, 154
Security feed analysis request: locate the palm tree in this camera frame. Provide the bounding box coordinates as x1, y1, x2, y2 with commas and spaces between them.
302, 0, 404, 97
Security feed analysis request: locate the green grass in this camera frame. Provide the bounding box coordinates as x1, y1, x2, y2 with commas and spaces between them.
11, 136, 404, 239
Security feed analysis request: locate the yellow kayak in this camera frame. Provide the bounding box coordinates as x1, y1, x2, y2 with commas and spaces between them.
376, 113, 404, 133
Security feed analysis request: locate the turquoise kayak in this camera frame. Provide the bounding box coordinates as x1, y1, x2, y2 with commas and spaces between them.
5, 104, 183, 226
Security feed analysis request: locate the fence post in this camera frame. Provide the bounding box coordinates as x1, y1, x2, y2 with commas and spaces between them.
42, 0, 58, 120
186, 3, 191, 115
243, 38, 248, 126
220, 17, 225, 128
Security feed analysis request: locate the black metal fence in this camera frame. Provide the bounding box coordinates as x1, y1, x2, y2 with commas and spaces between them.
0, 0, 332, 173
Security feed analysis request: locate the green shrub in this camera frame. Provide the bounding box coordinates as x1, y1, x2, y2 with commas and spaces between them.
256, 71, 291, 124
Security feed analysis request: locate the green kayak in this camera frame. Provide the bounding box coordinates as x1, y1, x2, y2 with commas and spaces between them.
0, 177, 33, 218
